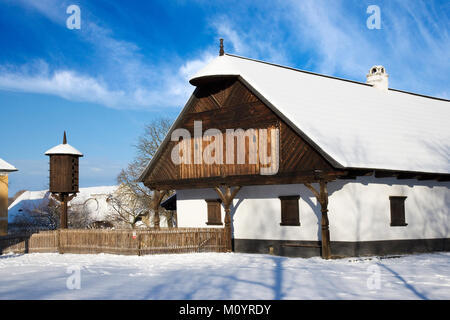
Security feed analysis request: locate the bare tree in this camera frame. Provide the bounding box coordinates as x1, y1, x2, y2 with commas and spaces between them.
68, 202, 94, 229
105, 184, 148, 229
116, 118, 175, 227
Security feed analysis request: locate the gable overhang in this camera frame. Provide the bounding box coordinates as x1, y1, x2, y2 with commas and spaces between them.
138, 74, 343, 185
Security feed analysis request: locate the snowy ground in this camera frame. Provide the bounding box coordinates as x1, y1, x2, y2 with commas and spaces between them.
0, 252, 449, 300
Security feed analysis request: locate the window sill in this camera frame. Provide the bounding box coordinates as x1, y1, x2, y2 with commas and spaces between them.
390, 223, 408, 227
280, 223, 300, 226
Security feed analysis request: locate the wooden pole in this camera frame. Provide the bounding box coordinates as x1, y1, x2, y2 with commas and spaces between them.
54, 193, 75, 230
305, 180, 331, 259
214, 185, 241, 252
153, 190, 160, 229
60, 194, 68, 229
319, 180, 331, 259
152, 190, 167, 229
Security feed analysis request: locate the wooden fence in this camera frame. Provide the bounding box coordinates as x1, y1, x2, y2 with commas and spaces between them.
0, 228, 226, 256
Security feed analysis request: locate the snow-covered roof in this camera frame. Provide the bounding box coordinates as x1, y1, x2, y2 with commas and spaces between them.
8, 186, 118, 223
45, 143, 83, 156
190, 54, 450, 174
0, 158, 17, 172
7, 190, 50, 223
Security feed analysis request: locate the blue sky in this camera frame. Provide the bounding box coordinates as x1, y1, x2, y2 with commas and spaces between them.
0, 0, 449, 194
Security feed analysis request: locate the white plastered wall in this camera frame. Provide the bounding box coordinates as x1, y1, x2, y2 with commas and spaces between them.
176, 176, 450, 242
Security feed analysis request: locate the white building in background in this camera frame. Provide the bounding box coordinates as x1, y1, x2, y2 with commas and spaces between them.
8, 185, 173, 230
8, 186, 118, 228
139, 50, 450, 258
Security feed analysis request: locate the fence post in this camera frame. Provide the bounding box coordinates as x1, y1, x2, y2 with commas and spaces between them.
137, 232, 141, 256
57, 230, 62, 254
197, 230, 200, 253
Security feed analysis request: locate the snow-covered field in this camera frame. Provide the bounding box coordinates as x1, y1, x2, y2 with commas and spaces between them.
0, 252, 449, 300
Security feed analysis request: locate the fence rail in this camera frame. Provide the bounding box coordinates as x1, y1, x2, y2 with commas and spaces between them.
0, 228, 226, 256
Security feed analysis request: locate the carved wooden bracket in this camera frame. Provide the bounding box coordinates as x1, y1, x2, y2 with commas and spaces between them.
214, 185, 241, 252
52, 192, 77, 229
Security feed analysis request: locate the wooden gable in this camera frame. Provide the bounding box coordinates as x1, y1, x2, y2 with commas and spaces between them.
144, 78, 340, 189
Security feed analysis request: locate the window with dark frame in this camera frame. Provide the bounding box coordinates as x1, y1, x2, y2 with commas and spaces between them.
205, 199, 222, 225
389, 196, 408, 227
279, 195, 300, 226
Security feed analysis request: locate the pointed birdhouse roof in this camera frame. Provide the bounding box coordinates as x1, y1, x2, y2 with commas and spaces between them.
45, 131, 83, 156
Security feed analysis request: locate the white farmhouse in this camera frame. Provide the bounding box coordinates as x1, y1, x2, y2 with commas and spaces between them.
139, 46, 450, 258
8, 186, 118, 230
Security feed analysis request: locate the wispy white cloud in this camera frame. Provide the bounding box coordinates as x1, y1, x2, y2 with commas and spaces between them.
14, 0, 66, 23
210, 15, 291, 66
0, 56, 214, 109
0, 62, 124, 108
285, 1, 375, 76
0, 22, 215, 109
0, 1, 216, 109
207, 0, 449, 98
285, 0, 450, 97
3, 0, 448, 107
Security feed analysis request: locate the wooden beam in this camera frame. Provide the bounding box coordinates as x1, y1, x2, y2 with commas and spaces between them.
374, 171, 397, 178
417, 174, 440, 181
213, 185, 241, 252
396, 173, 419, 180
372, 170, 449, 182
146, 170, 345, 190
209, 94, 222, 109
340, 169, 373, 180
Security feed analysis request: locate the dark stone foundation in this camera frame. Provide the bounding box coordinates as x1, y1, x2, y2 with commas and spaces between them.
233, 238, 450, 258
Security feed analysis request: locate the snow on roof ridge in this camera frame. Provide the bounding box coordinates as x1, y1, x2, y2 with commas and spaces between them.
8, 190, 50, 211
221, 53, 450, 102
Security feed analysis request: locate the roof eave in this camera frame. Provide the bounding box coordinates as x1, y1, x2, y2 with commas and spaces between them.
0, 169, 18, 173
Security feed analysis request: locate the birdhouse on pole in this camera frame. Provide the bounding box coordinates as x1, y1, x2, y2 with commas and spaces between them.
45, 132, 83, 229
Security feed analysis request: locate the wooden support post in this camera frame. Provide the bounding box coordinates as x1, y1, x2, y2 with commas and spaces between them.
61, 194, 68, 229
54, 193, 75, 229
214, 185, 241, 252
152, 190, 167, 229
57, 230, 63, 254
305, 180, 331, 259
